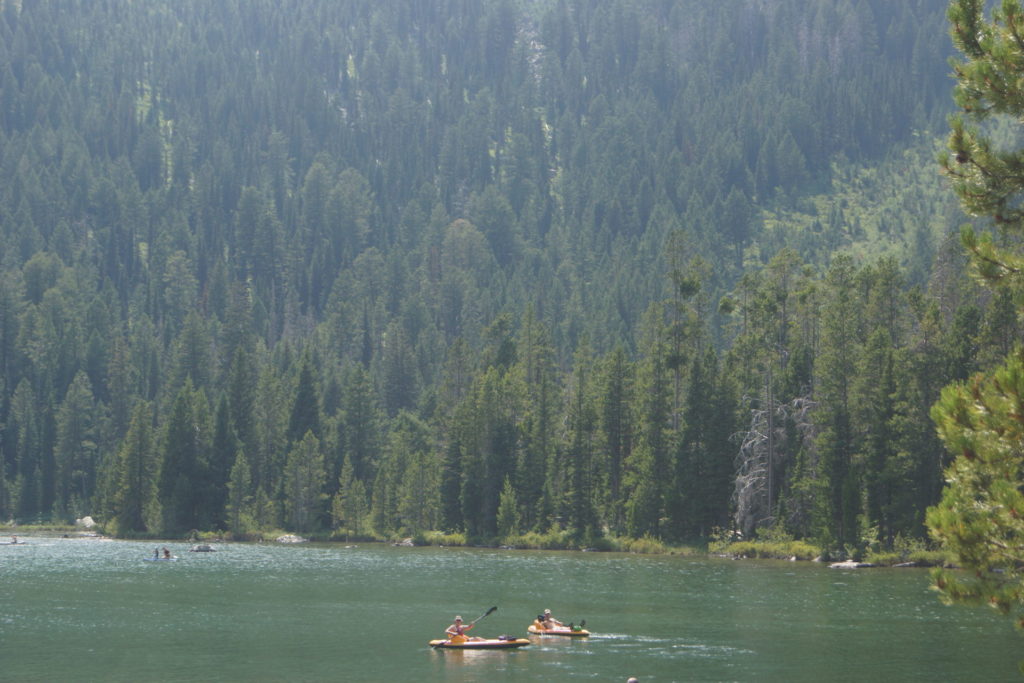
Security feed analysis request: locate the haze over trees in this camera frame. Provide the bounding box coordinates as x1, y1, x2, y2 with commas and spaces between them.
0, 1, 1000, 555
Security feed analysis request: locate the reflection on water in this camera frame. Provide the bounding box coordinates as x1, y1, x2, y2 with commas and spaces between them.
1, 536, 1020, 682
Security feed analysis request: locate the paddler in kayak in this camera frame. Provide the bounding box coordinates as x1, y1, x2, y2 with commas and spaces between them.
445, 615, 483, 643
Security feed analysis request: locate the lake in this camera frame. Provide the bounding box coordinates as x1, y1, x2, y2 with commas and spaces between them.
1, 535, 1019, 681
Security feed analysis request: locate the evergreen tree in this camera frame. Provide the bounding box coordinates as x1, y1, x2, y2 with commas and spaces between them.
208, 395, 238, 529
670, 350, 735, 540
496, 475, 520, 539
108, 403, 159, 534
815, 255, 862, 550
439, 436, 464, 533
288, 355, 322, 444
929, 350, 1024, 623
332, 453, 368, 538
929, 0, 1024, 631
340, 364, 382, 484
158, 381, 212, 533
595, 346, 634, 535
627, 305, 673, 537
226, 347, 258, 475
392, 411, 437, 533
53, 371, 97, 520
284, 431, 326, 534
455, 367, 519, 539
514, 307, 557, 532
226, 449, 255, 537
252, 361, 288, 523
564, 340, 598, 542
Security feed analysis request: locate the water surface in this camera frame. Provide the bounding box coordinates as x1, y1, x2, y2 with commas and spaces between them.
1, 536, 1019, 681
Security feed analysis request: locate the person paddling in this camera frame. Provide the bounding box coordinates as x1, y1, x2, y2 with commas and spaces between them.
445, 615, 481, 643
162, 547, 171, 559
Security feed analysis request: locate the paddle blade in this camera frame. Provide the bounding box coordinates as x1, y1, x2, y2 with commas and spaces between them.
469, 605, 498, 625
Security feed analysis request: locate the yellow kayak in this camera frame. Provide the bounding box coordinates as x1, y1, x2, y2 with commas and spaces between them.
527, 623, 590, 637
429, 637, 530, 649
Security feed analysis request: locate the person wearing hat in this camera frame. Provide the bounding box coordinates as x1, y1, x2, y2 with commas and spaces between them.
445, 615, 480, 642
539, 608, 564, 629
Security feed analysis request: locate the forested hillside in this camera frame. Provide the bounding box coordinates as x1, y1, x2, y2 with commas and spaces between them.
0, 0, 999, 552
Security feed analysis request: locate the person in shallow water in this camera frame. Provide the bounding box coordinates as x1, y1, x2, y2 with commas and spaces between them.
445, 615, 481, 642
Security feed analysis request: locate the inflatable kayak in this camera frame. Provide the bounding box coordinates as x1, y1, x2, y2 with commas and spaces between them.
429, 637, 530, 649
527, 623, 590, 637
144, 556, 178, 561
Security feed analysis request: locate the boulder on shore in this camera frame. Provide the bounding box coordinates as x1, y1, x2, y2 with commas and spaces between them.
76, 516, 96, 528
829, 560, 875, 569
276, 534, 308, 544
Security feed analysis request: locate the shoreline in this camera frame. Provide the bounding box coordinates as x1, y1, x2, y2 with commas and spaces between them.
0, 524, 949, 567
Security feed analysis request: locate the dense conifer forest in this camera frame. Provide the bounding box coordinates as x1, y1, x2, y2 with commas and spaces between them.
0, 0, 1000, 553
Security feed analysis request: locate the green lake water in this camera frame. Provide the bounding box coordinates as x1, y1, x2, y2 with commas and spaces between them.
1, 536, 1020, 682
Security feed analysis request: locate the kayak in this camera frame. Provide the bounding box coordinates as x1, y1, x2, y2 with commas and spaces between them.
144, 556, 178, 561
527, 624, 590, 637
429, 637, 530, 649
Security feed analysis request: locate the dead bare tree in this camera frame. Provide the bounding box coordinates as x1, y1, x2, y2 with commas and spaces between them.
733, 395, 817, 538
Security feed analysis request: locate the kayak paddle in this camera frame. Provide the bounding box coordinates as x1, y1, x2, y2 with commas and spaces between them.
470, 606, 498, 626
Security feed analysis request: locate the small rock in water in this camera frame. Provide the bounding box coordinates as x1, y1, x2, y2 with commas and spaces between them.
829, 560, 875, 569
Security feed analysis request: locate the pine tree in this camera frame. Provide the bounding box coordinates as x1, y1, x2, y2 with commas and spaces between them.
595, 346, 633, 535
929, 350, 1024, 621
158, 381, 212, 533
53, 371, 97, 520
288, 355, 322, 444
284, 431, 325, 533
627, 305, 673, 538
565, 340, 598, 542
670, 350, 735, 540
208, 395, 238, 529
496, 475, 520, 539
226, 450, 254, 537
514, 306, 557, 532
392, 412, 436, 533
928, 0, 1024, 630
108, 403, 160, 534
340, 364, 381, 483
226, 347, 258, 468
815, 255, 862, 550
